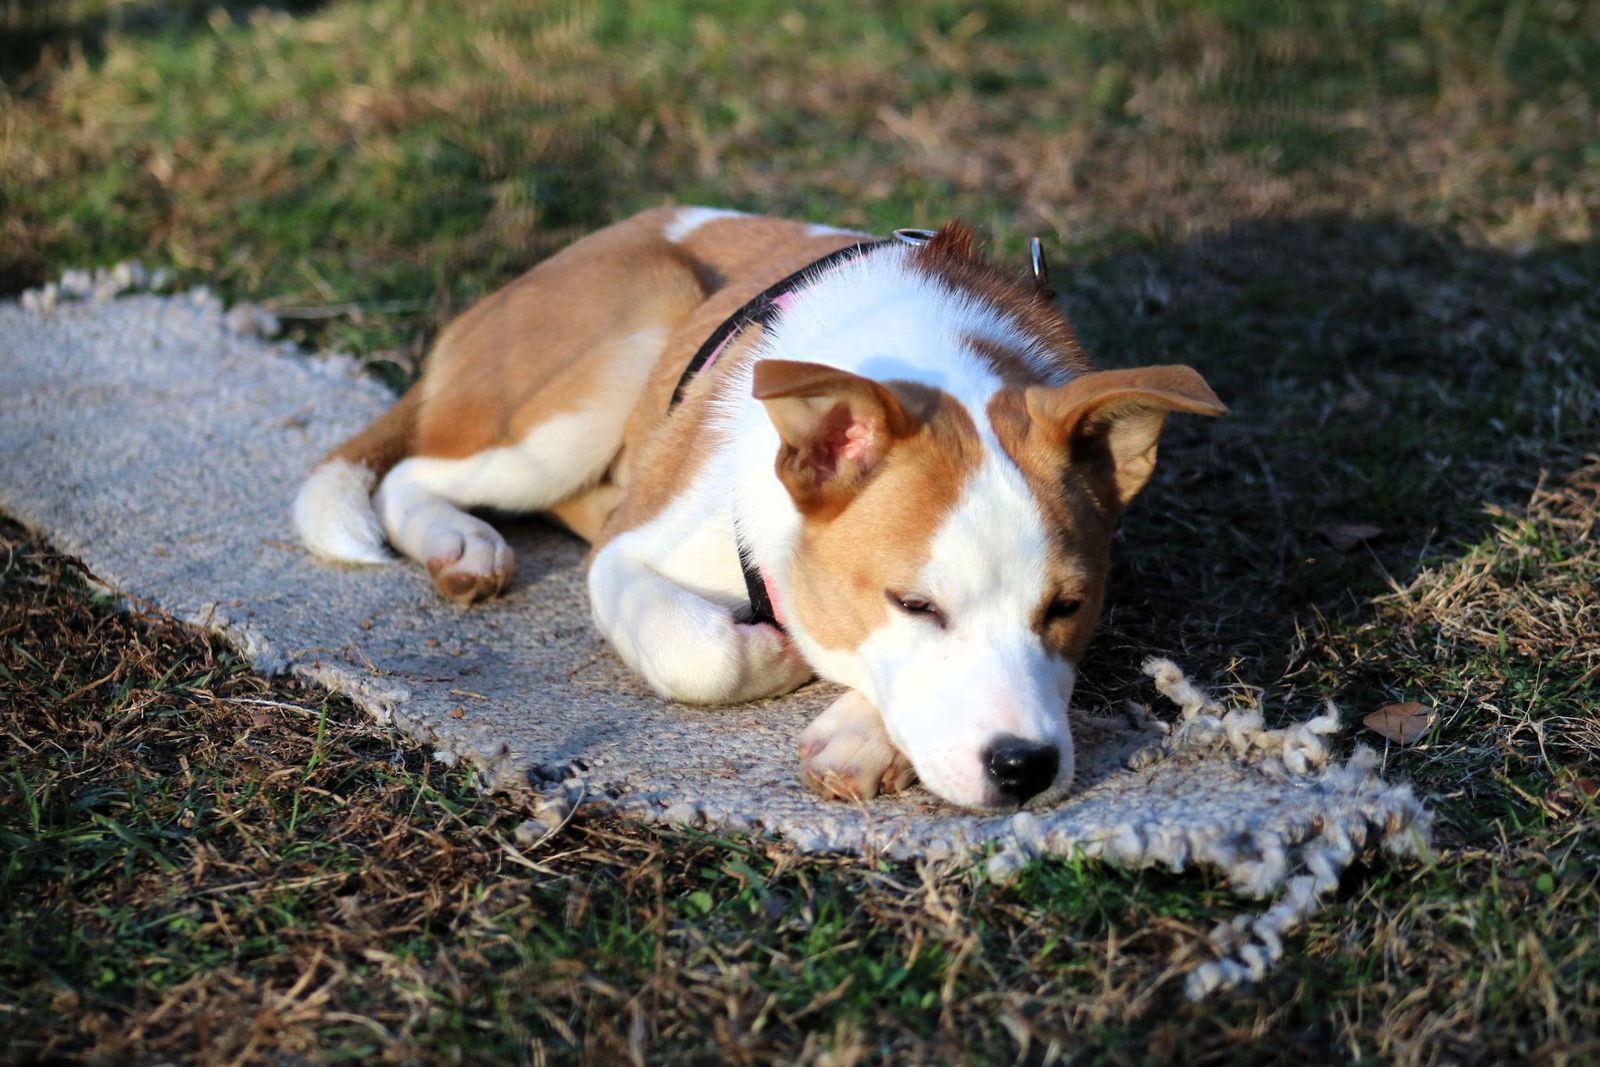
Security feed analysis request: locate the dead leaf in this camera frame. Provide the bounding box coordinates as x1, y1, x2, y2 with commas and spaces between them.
1543, 774, 1600, 818
1319, 522, 1384, 551
1363, 701, 1433, 745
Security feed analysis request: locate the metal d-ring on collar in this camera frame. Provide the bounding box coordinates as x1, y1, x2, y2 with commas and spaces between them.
1030, 236, 1052, 294
898, 226, 1054, 295
892, 227, 937, 246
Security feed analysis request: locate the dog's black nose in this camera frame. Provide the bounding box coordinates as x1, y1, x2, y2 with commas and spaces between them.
984, 736, 1060, 805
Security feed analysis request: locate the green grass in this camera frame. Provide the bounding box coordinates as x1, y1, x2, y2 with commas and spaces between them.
4, 0, 1600, 1061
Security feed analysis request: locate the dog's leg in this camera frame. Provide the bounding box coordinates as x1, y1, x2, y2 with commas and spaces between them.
798, 690, 916, 801
588, 541, 813, 704
298, 206, 712, 601
547, 482, 625, 543
373, 399, 644, 602
372, 461, 516, 604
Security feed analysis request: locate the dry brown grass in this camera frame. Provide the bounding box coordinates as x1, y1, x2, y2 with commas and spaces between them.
1389, 460, 1600, 695
4, 2, 1596, 316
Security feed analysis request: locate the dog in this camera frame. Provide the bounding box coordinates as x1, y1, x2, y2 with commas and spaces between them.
293, 206, 1225, 810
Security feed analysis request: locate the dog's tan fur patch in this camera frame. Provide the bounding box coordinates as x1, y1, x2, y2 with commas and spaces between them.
786, 382, 984, 651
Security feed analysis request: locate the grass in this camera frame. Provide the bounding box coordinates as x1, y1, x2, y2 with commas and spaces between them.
3, 0, 1599, 1061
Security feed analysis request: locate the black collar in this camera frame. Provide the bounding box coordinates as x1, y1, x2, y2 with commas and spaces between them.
669, 238, 888, 628
670, 238, 887, 406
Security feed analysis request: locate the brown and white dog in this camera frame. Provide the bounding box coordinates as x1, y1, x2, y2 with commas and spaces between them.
293, 206, 1225, 810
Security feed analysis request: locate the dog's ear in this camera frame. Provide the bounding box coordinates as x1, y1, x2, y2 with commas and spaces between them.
753, 360, 917, 516
1022, 366, 1226, 512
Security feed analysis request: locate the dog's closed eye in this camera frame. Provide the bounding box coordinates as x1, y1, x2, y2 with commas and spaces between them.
1044, 597, 1083, 623
887, 590, 946, 629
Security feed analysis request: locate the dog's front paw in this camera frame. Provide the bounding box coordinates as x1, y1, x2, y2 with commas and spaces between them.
798, 691, 915, 802
425, 522, 514, 604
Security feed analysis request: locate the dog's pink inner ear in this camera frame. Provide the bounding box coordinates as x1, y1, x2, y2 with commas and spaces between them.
753, 360, 915, 515
1024, 366, 1227, 512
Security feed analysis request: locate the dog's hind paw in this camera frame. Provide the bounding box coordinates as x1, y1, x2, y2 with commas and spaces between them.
798, 691, 916, 801
425, 524, 514, 604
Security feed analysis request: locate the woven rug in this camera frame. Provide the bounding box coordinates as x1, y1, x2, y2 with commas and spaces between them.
0, 274, 1431, 997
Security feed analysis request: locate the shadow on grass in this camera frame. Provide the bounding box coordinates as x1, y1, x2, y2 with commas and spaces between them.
1062, 215, 1599, 706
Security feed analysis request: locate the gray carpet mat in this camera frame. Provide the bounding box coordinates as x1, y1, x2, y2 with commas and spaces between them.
0, 277, 1431, 997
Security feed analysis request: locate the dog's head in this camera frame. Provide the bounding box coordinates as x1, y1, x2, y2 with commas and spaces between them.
751, 228, 1225, 809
